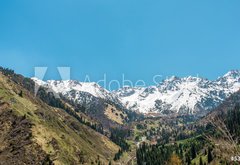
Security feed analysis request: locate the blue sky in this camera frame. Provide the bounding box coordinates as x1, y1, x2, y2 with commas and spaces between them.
0, 0, 240, 88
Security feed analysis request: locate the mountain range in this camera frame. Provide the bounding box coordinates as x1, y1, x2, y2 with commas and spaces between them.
1, 67, 240, 164
33, 70, 240, 117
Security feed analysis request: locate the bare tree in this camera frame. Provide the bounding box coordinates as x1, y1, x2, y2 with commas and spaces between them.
204, 115, 240, 160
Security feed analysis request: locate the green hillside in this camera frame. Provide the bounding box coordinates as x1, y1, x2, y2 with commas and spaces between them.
0, 72, 119, 165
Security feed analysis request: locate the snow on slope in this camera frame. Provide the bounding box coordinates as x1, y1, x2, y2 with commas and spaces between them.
217, 70, 240, 91
46, 80, 110, 99
113, 70, 240, 114
31, 78, 120, 106
32, 70, 240, 115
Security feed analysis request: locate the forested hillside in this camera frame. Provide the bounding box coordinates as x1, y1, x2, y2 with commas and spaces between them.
0, 68, 120, 164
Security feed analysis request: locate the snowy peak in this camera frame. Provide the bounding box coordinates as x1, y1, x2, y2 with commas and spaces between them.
32, 78, 117, 103
31, 77, 47, 86
32, 70, 240, 116
46, 80, 110, 99
114, 71, 240, 114
217, 70, 240, 91
223, 70, 240, 78
158, 76, 210, 92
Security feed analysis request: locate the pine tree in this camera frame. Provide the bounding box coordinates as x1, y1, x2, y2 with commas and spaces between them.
186, 154, 191, 165
19, 90, 23, 97
191, 144, 197, 159
207, 147, 213, 163
199, 157, 203, 165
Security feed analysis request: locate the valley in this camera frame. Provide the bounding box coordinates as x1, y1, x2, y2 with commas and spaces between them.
0, 67, 240, 165
1, 0, 239, 164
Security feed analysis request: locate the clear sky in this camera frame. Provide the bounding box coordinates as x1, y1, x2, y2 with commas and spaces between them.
0, 0, 240, 88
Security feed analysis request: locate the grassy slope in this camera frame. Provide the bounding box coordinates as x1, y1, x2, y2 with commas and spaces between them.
0, 73, 119, 164
104, 104, 127, 125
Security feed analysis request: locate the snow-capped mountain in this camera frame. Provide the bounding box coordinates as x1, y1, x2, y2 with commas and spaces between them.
32, 70, 240, 116
113, 70, 240, 115
217, 70, 240, 91
31, 78, 121, 106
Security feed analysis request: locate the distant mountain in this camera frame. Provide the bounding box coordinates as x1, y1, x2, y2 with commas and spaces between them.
114, 70, 240, 115
33, 70, 240, 116
32, 78, 134, 129
31, 78, 121, 105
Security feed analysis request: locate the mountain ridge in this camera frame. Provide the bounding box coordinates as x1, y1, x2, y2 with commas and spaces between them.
32, 70, 240, 116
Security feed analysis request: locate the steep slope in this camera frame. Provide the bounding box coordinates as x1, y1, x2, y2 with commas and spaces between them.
0, 103, 52, 165
198, 89, 240, 125
0, 71, 119, 164
194, 90, 240, 163
32, 78, 120, 105
217, 70, 240, 91
32, 78, 132, 129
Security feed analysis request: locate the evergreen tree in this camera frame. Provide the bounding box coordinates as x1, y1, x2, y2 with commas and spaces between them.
191, 144, 197, 159
207, 147, 213, 163
186, 154, 191, 165
19, 90, 23, 97
199, 157, 203, 165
